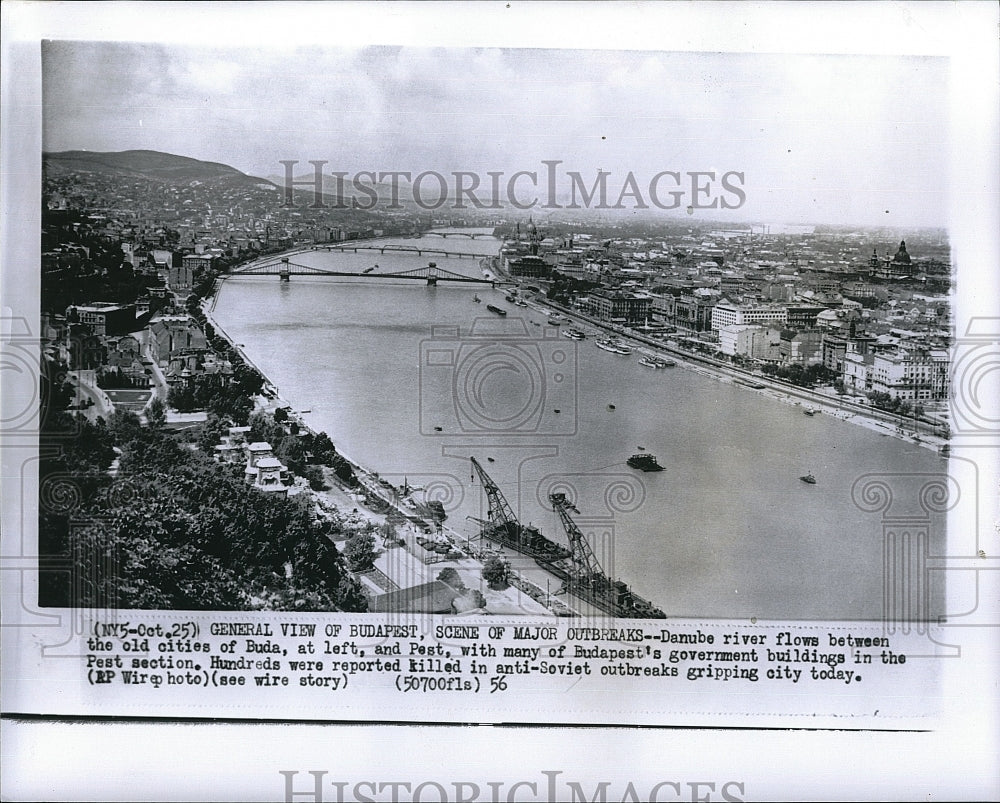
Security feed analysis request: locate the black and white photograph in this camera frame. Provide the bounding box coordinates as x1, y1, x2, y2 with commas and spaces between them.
3, 2, 998, 801
32, 41, 958, 621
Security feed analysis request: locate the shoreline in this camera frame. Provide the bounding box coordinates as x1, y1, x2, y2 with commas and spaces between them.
202, 245, 946, 617
519, 293, 949, 455
202, 281, 577, 618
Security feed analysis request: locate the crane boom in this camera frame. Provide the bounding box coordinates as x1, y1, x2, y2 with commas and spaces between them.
469, 458, 571, 560
470, 456, 520, 533
548, 492, 605, 582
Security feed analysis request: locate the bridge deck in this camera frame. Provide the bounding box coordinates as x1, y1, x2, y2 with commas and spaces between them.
318, 244, 482, 258
231, 261, 492, 284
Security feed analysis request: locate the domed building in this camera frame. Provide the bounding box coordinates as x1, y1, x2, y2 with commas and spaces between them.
869, 240, 915, 280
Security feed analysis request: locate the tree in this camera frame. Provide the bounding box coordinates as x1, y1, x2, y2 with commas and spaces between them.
343, 530, 377, 571
436, 567, 465, 590
146, 397, 166, 428
197, 413, 228, 453
277, 435, 308, 474
482, 556, 511, 590
303, 465, 327, 491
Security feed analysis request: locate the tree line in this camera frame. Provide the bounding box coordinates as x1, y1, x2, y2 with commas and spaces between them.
38, 360, 367, 612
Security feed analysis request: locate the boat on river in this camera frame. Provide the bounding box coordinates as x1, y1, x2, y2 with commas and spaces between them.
639, 354, 675, 368
800, 473, 817, 484
627, 453, 664, 472
486, 304, 507, 316
562, 328, 586, 340
596, 338, 633, 355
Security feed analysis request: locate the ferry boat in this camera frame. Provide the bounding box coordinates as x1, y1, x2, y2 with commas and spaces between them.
595, 338, 633, 355
627, 453, 664, 472
562, 328, 586, 341
639, 354, 675, 368
486, 304, 507, 316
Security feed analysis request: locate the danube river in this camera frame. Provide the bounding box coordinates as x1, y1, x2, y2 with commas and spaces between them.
213, 231, 946, 620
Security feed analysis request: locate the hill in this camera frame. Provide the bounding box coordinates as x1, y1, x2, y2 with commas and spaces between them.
43, 149, 277, 190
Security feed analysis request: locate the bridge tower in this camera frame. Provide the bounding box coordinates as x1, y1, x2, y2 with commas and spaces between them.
279, 258, 290, 282
426, 261, 438, 286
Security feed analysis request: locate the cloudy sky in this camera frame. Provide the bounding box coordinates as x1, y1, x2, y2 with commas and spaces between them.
42, 41, 949, 227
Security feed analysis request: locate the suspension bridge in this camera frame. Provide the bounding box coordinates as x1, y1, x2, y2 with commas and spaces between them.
317, 243, 482, 258
419, 231, 494, 239
229, 256, 494, 285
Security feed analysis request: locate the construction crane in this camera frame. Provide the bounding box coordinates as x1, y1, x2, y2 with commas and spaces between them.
547, 492, 666, 619
468, 458, 569, 559
469, 456, 521, 544
548, 492, 606, 587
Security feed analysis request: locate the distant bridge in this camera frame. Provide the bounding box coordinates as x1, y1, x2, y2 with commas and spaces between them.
419, 231, 494, 239
229, 257, 493, 285
317, 243, 482, 258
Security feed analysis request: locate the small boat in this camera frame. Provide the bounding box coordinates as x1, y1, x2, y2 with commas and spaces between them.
628, 453, 664, 472
562, 328, 586, 340
608, 404, 616, 410
433, 426, 443, 432
595, 338, 633, 355
487, 457, 495, 463
637, 446, 645, 450
554, 409, 561, 414
803, 407, 818, 416
639, 354, 674, 369
800, 473, 817, 484
473, 294, 481, 303
516, 300, 528, 307
486, 304, 507, 316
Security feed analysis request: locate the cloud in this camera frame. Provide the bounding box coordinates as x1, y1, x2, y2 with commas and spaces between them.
41, 42, 949, 226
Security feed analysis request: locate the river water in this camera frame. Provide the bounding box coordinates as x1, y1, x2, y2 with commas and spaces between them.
213, 231, 945, 620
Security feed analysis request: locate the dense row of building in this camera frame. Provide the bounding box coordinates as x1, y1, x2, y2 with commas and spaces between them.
498, 223, 950, 403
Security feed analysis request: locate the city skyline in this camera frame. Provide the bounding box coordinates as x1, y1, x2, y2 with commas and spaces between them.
42, 42, 949, 229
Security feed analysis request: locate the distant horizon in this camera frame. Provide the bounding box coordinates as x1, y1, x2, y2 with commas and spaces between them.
42, 42, 950, 230
43, 146, 949, 235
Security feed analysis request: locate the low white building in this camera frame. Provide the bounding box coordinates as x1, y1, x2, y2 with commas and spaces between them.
711, 302, 788, 331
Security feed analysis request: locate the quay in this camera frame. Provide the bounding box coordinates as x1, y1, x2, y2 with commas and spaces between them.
515, 292, 949, 453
